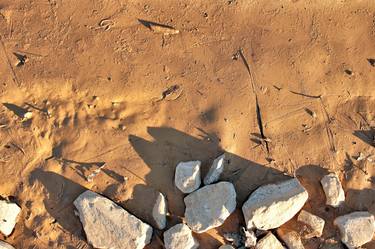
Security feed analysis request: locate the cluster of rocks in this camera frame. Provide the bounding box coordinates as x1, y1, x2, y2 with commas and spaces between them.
152, 154, 374, 249
1, 154, 374, 249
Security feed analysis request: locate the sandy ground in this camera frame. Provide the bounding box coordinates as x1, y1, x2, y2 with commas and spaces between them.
0, 0, 375, 248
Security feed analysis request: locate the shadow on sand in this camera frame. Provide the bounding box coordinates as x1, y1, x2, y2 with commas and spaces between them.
28, 127, 375, 248
128, 126, 290, 248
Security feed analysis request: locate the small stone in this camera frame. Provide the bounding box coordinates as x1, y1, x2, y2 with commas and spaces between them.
218, 245, 235, 249
242, 178, 308, 230
22, 111, 33, 120
334, 211, 375, 249
148, 23, 180, 35
163, 223, 199, 249
243, 228, 257, 247
297, 210, 325, 238
74, 190, 153, 249
175, 161, 201, 193
152, 192, 167, 229
320, 173, 345, 207
0, 200, 21, 236
184, 181, 236, 233
255, 233, 284, 249
204, 154, 225, 185
0, 241, 15, 249
320, 238, 345, 249
278, 231, 304, 249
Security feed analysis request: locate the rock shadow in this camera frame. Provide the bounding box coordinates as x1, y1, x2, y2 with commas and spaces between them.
128, 127, 289, 247
353, 128, 375, 147
29, 168, 87, 238
2, 103, 28, 118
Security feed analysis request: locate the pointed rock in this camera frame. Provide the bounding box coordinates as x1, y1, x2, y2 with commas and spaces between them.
0, 241, 15, 249
0, 200, 21, 236
204, 154, 225, 185
74, 190, 153, 249
334, 211, 375, 249
244, 229, 257, 247
297, 210, 325, 238
255, 233, 284, 249
175, 161, 201, 193
184, 181, 236, 233
320, 173, 345, 207
242, 178, 308, 230
152, 192, 167, 229
163, 223, 199, 249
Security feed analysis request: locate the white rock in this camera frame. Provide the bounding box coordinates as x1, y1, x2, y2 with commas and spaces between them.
255, 233, 284, 249
204, 154, 225, 185
320, 173, 345, 207
244, 229, 257, 247
334, 211, 375, 249
242, 178, 308, 230
175, 161, 201, 193
279, 231, 304, 249
0, 200, 21, 236
22, 111, 33, 120
0, 241, 15, 249
74, 190, 153, 249
163, 223, 199, 249
184, 181, 236, 233
218, 245, 235, 249
152, 192, 167, 229
297, 210, 325, 238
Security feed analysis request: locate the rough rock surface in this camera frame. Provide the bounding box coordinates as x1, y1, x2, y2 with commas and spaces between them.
242, 178, 308, 230
278, 231, 304, 249
244, 229, 257, 247
184, 181, 236, 233
175, 161, 201, 193
163, 223, 199, 249
152, 192, 167, 229
297, 210, 325, 238
0, 241, 15, 249
255, 233, 284, 249
0, 200, 21, 236
320, 173, 345, 207
334, 211, 375, 249
74, 190, 153, 249
204, 154, 225, 185
218, 245, 235, 249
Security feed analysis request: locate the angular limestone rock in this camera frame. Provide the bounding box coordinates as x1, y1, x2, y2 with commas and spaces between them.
74, 190, 153, 249
255, 233, 284, 249
334, 211, 375, 249
244, 229, 257, 247
0, 200, 21, 236
320, 173, 345, 207
175, 161, 201, 193
152, 192, 167, 229
242, 178, 308, 230
184, 181, 236, 233
297, 210, 325, 238
204, 154, 225, 185
278, 231, 304, 249
218, 245, 235, 249
0, 241, 15, 249
163, 223, 199, 249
